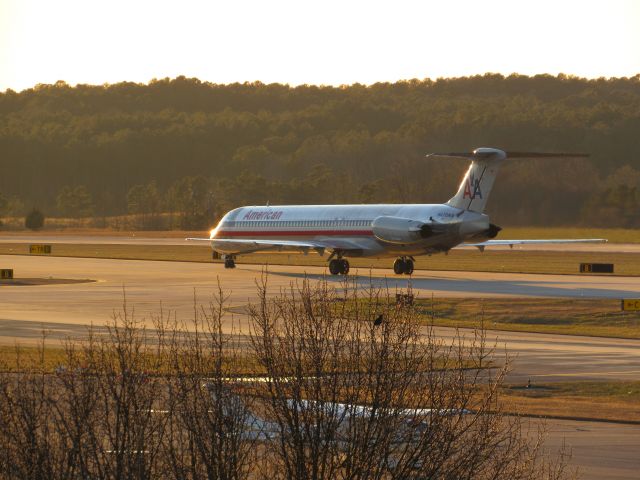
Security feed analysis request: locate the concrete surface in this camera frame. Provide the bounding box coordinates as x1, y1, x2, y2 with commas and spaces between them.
2, 253, 640, 479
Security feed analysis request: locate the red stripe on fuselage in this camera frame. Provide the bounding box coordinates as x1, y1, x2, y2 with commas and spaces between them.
215, 230, 373, 237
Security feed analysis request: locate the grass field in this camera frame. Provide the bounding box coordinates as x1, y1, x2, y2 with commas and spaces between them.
2, 344, 637, 423
0, 345, 68, 372
414, 297, 640, 339
2, 241, 640, 276
502, 380, 640, 423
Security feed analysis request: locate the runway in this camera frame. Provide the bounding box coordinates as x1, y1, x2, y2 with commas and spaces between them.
542, 419, 640, 480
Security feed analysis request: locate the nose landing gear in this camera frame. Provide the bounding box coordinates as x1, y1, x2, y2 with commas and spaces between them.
393, 257, 414, 275
329, 258, 350, 275
223, 255, 236, 269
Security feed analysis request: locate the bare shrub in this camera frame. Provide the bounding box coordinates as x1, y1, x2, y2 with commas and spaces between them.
249, 276, 570, 480
161, 286, 260, 480
0, 340, 64, 478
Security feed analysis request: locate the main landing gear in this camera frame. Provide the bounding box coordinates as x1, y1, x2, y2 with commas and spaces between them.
223, 255, 236, 269
393, 257, 414, 275
329, 258, 350, 275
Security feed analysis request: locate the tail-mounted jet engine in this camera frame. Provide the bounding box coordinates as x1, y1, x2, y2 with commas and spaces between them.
371, 216, 445, 244
485, 223, 502, 238
467, 223, 502, 241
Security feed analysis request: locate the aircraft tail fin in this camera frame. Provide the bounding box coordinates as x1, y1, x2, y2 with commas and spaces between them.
428, 147, 506, 213
427, 148, 589, 213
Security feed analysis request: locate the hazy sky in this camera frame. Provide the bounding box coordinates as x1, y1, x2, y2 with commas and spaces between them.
1, 0, 639, 91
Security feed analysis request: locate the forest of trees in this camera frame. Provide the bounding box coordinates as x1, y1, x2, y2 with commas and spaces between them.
1, 73, 639, 229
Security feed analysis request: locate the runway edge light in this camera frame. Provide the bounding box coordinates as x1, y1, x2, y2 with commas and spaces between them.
621, 299, 640, 311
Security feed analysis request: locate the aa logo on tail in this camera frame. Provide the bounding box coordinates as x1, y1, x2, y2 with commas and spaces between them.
463, 174, 483, 200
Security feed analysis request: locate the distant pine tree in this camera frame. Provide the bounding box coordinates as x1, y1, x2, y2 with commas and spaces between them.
25, 208, 45, 230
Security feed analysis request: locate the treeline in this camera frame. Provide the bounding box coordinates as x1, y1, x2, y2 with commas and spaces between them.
1, 74, 640, 228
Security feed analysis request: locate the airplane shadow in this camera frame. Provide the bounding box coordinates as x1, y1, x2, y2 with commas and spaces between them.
267, 270, 640, 299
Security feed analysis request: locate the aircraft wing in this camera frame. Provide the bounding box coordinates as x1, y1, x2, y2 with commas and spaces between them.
460, 238, 607, 249
187, 237, 365, 256
211, 238, 325, 253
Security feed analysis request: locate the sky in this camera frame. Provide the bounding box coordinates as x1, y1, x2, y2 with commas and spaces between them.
1, 0, 639, 92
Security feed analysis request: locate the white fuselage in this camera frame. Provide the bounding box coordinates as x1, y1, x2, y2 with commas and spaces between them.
198, 149, 604, 269
211, 204, 491, 258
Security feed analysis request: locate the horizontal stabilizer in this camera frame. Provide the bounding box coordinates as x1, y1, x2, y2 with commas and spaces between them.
504, 151, 589, 159
428, 151, 589, 161
460, 238, 607, 249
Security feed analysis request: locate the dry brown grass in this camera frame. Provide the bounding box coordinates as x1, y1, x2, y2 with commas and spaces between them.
414, 297, 640, 339
3, 345, 637, 425
501, 381, 640, 423
0, 345, 68, 373
2, 241, 640, 276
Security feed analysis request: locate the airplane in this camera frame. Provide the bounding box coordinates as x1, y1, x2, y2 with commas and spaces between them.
190, 147, 606, 275
202, 380, 470, 445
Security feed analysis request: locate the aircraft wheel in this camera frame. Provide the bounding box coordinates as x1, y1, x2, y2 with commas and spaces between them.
393, 258, 405, 275
404, 259, 414, 275
224, 257, 236, 269
340, 259, 350, 275
329, 259, 341, 275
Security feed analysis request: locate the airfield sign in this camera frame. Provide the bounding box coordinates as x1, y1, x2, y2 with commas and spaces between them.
30, 244, 52, 254
621, 299, 640, 311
